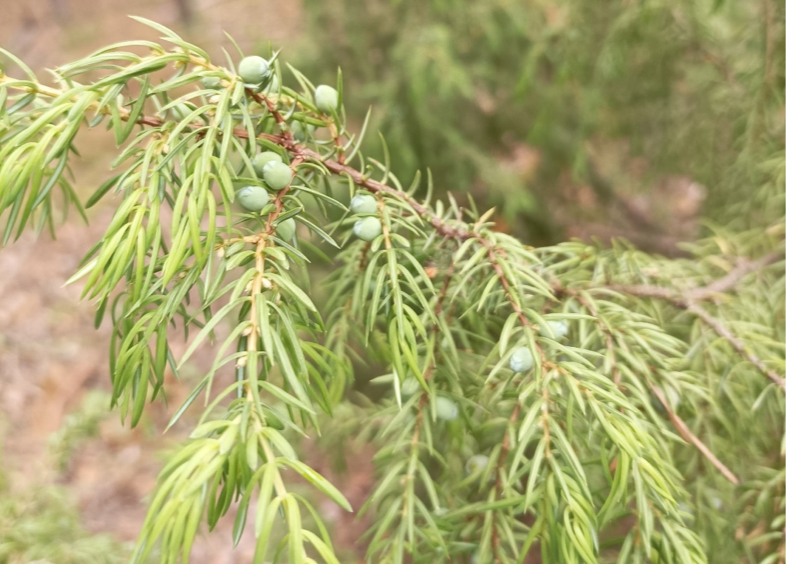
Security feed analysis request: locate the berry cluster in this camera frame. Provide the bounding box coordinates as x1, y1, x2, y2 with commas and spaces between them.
349, 194, 382, 242
229, 57, 346, 243
237, 148, 294, 240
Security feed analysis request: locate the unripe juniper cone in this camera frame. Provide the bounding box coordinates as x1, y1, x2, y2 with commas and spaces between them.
238, 56, 270, 86
237, 186, 270, 212
253, 151, 283, 177
201, 76, 222, 90
262, 161, 292, 190
290, 121, 315, 141
465, 454, 489, 476
435, 397, 458, 421
314, 84, 339, 113
400, 377, 420, 399
540, 320, 569, 339
509, 346, 534, 373
350, 194, 378, 214
276, 218, 296, 241
353, 216, 382, 241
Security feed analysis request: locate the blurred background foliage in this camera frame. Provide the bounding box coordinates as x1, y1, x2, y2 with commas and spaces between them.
298, 0, 785, 248
0, 484, 131, 564
0, 393, 140, 563
0, 449, 132, 564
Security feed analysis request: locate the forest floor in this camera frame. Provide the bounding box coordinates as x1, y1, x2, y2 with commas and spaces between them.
0, 2, 373, 562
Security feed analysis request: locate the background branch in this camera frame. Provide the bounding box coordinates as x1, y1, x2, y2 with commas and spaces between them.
590, 250, 786, 391
649, 384, 740, 485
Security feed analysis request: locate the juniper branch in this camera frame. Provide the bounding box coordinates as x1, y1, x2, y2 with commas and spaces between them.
591, 250, 786, 391
686, 250, 784, 301
0, 24, 782, 564
570, 289, 740, 483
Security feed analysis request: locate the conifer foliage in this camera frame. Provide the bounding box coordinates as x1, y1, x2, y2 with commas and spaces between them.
0, 18, 784, 564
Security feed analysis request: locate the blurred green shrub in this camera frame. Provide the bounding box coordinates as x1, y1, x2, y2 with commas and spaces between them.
299, 0, 784, 243
0, 463, 130, 564
49, 391, 113, 471
0, 391, 132, 564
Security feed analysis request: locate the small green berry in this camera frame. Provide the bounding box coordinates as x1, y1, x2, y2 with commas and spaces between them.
253, 151, 283, 177
276, 218, 296, 241
540, 320, 569, 340
350, 194, 377, 215
509, 347, 534, 373
237, 186, 270, 212
201, 76, 222, 90
238, 56, 270, 85
291, 121, 316, 142
465, 454, 489, 476
314, 84, 339, 113
400, 377, 421, 399
353, 217, 382, 242
262, 161, 293, 190
435, 397, 458, 421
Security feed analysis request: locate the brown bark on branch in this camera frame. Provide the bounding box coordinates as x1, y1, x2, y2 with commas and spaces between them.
649, 384, 740, 484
